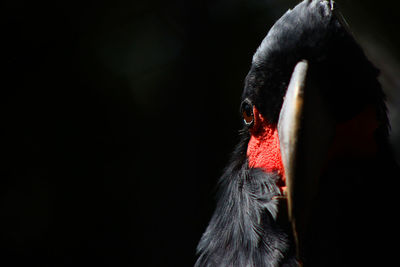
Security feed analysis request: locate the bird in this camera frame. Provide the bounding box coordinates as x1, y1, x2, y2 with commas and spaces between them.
195, 0, 400, 266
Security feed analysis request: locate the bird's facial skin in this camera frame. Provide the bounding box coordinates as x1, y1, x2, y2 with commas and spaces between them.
246, 106, 286, 192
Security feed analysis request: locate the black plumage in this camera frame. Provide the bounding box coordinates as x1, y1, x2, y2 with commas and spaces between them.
243, 0, 385, 126
195, 1, 399, 266
196, 136, 297, 266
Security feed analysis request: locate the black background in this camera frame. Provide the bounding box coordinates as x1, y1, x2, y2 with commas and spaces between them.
3, 0, 400, 266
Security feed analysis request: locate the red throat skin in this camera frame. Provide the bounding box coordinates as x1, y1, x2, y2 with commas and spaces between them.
247, 107, 286, 192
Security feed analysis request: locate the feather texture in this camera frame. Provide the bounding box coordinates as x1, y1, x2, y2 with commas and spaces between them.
195, 136, 298, 267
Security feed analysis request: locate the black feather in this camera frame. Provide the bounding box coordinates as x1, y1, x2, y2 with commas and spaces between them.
195, 135, 297, 266
243, 0, 385, 127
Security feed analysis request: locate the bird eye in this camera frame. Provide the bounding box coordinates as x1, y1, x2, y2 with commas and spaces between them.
241, 100, 254, 126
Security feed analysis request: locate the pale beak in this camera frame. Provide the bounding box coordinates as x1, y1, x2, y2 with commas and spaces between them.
278, 60, 335, 263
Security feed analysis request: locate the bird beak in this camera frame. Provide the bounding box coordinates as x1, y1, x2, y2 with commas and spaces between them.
277, 60, 336, 263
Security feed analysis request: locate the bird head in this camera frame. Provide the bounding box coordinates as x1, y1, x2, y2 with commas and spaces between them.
240, 0, 388, 261
196, 1, 395, 266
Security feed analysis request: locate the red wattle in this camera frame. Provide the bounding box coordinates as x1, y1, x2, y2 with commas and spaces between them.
247, 107, 285, 188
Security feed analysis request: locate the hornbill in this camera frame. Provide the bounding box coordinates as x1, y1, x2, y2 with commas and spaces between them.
195, 0, 400, 266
